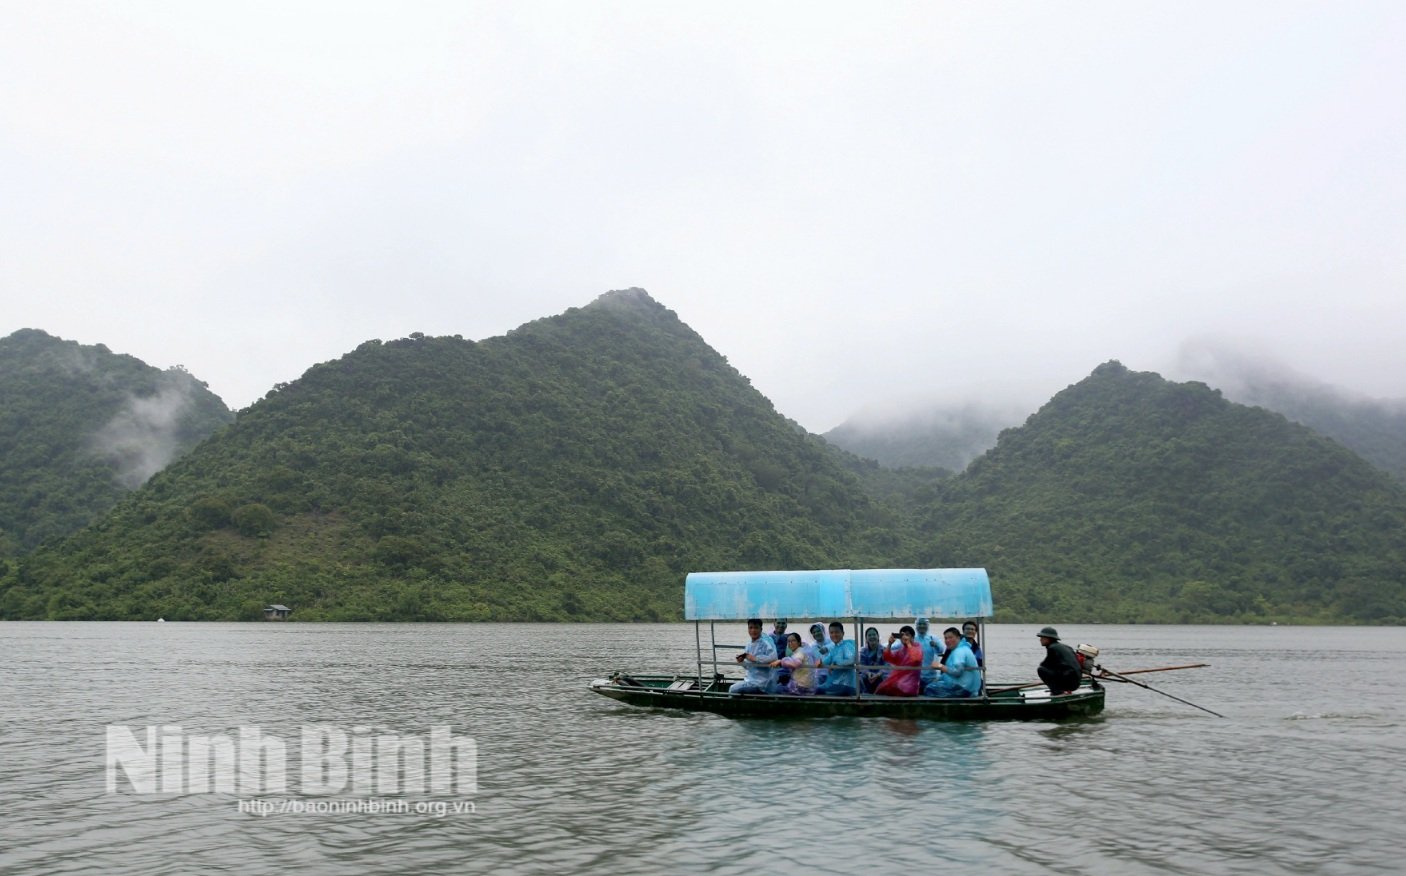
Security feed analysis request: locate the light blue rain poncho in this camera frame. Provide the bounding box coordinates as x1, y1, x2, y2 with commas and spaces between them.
897, 617, 944, 686
728, 630, 778, 694
924, 636, 981, 698
819, 629, 857, 695
808, 623, 832, 685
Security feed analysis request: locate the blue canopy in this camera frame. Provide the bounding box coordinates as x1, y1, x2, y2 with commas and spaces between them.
683, 568, 992, 621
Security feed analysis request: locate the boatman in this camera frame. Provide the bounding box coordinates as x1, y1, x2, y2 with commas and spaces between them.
1036, 626, 1082, 695
731, 618, 778, 694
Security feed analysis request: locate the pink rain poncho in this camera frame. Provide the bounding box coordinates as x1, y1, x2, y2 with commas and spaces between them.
877, 640, 924, 696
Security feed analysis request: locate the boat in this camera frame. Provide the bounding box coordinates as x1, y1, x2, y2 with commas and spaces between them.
589, 568, 1105, 720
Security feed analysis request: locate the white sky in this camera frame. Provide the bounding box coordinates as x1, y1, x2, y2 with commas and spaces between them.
4, 1, 1404, 432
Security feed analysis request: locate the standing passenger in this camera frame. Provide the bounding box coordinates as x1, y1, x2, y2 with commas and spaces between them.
877, 626, 923, 696
858, 627, 888, 693
817, 622, 857, 697
730, 618, 778, 694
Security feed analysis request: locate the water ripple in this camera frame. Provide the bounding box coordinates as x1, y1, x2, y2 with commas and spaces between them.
2, 622, 1405, 874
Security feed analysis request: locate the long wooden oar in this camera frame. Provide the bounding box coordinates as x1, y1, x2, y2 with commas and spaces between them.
1095, 665, 1225, 718
987, 663, 1209, 694
1096, 663, 1208, 677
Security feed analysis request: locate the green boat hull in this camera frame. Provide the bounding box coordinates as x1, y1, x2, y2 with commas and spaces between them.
590, 674, 1105, 720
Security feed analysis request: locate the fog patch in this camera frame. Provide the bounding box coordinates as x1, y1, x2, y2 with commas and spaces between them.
90, 380, 198, 488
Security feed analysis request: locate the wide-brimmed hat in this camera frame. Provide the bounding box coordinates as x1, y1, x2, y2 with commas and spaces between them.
1037, 626, 1060, 640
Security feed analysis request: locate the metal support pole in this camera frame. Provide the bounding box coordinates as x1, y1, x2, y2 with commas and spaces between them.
710, 621, 718, 690
854, 617, 863, 699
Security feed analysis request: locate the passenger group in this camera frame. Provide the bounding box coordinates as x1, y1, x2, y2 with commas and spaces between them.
732, 616, 986, 698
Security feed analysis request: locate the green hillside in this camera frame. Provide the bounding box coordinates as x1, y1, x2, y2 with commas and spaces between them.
1176, 344, 1406, 482
0, 291, 899, 621
913, 362, 1406, 623
1224, 382, 1406, 483
0, 329, 233, 556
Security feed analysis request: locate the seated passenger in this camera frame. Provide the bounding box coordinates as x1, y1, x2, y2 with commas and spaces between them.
770, 620, 791, 686
924, 626, 981, 698
876, 625, 923, 696
808, 622, 832, 686
770, 632, 818, 695
817, 621, 857, 696
961, 620, 985, 668
729, 618, 777, 694
857, 627, 888, 693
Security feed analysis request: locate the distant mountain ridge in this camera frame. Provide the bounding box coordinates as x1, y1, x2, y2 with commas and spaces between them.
1172, 345, 1406, 483
0, 329, 233, 555
5, 304, 1405, 625
1, 290, 897, 620
912, 361, 1406, 623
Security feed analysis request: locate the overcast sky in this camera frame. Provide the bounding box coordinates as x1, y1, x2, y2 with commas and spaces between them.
4, 2, 1403, 432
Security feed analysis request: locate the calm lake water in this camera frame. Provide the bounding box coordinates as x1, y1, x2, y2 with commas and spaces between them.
2, 622, 1403, 875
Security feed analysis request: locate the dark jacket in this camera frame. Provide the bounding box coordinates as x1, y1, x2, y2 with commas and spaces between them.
1040, 640, 1082, 684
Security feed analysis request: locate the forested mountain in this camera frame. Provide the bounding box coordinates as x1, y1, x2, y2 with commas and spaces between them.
824, 402, 1019, 472
0, 330, 233, 556
912, 362, 1406, 623
5, 306, 1404, 624
1202, 375, 1406, 483
0, 290, 900, 621
1172, 341, 1406, 482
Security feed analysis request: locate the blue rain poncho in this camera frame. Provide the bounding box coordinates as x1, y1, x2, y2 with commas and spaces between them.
808, 623, 832, 684
924, 637, 981, 698
859, 628, 888, 693
819, 635, 857, 694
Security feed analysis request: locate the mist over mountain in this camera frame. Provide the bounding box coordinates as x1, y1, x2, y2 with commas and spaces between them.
1173, 338, 1406, 482
0, 329, 233, 555
1, 290, 899, 620
824, 401, 1027, 472
913, 361, 1406, 623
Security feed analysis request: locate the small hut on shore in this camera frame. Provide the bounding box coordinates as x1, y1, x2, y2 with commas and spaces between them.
263, 604, 292, 621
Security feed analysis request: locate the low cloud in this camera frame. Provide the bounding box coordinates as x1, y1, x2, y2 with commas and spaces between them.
90, 379, 198, 488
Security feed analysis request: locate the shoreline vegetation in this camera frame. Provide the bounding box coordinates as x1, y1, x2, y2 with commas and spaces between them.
4, 291, 1405, 624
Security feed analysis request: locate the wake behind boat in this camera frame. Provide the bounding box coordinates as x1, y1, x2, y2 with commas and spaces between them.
589, 568, 1106, 720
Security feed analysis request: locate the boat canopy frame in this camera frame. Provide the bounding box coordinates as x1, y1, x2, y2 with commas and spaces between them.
685, 568, 992, 621
686, 568, 992, 697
